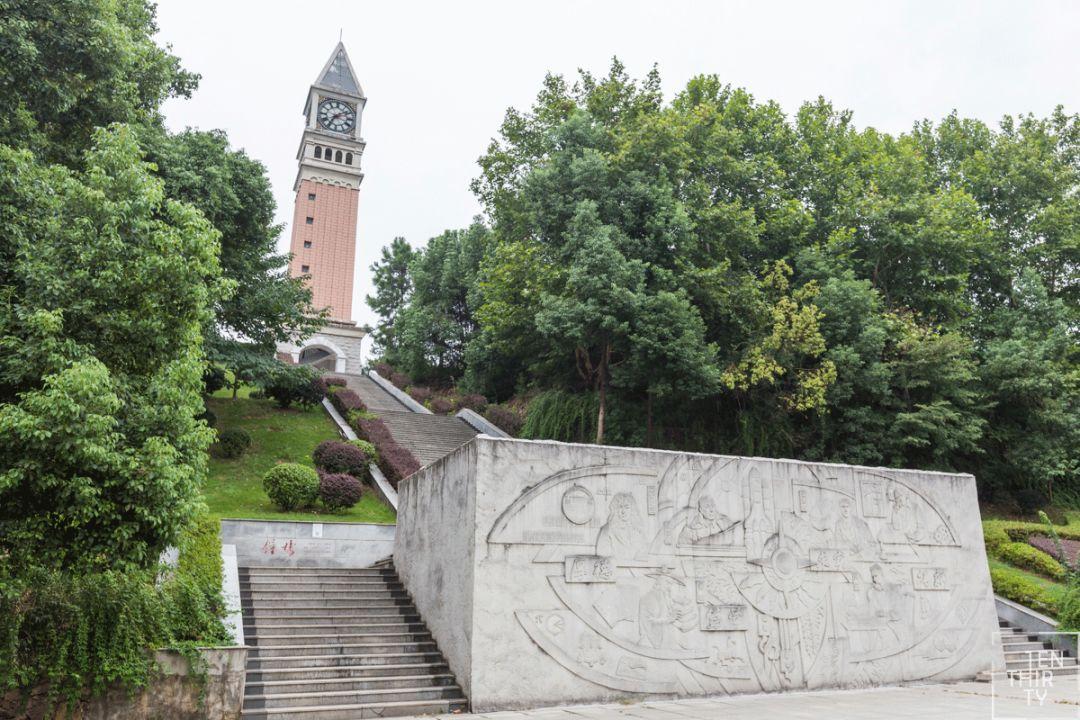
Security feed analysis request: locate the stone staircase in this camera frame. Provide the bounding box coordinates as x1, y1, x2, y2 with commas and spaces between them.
999, 618, 1079, 676
240, 562, 468, 719
340, 373, 479, 467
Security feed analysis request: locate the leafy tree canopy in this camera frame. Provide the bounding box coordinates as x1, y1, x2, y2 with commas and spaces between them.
370, 59, 1079, 503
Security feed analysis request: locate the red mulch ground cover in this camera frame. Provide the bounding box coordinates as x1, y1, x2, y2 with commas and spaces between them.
1028, 534, 1080, 566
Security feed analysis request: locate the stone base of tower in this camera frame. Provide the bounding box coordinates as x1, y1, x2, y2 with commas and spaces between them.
276, 320, 366, 374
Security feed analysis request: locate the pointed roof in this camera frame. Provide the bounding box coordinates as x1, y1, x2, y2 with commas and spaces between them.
314, 42, 363, 98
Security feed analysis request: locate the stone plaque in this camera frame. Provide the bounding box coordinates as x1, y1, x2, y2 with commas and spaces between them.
564, 555, 616, 583
699, 603, 749, 631
912, 566, 949, 590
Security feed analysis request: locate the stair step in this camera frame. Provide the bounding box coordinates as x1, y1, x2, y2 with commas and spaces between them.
246, 606, 417, 617
249, 632, 432, 647
1000, 641, 1053, 652
244, 685, 464, 710
243, 568, 397, 577
245, 622, 427, 635
245, 673, 456, 696
247, 663, 450, 683
243, 589, 409, 598
246, 599, 415, 609
240, 697, 468, 719
243, 581, 404, 591
250, 652, 447, 670
250, 641, 437, 658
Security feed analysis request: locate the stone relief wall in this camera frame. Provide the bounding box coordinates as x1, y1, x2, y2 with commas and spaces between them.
397, 437, 1002, 712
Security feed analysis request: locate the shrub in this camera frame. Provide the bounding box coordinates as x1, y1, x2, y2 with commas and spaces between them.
356, 418, 420, 487
0, 516, 227, 705
428, 396, 454, 414
348, 438, 380, 464
315, 375, 347, 394
214, 427, 252, 459
407, 386, 433, 404
389, 371, 411, 389
1059, 582, 1080, 631
456, 394, 488, 413
313, 440, 369, 477
263, 463, 319, 510
203, 365, 227, 395
318, 473, 364, 511
983, 522, 1010, 554
990, 566, 1062, 616
373, 362, 395, 378
330, 388, 367, 416
485, 404, 523, 436
996, 541, 1066, 580
249, 388, 266, 399
263, 365, 322, 408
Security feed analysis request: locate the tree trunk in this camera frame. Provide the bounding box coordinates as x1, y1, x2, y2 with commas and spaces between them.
232, 380, 239, 400
595, 345, 609, 445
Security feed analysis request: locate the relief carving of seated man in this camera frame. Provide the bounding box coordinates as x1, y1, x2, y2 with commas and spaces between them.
678, 495, 733, 545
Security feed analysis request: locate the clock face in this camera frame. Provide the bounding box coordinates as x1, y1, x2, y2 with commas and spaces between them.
317, 98, 356, 133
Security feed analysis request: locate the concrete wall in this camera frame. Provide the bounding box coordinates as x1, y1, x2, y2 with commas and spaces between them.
220, 519, 394, 568
398, 436, 1003, 712
395, 442, 478, 698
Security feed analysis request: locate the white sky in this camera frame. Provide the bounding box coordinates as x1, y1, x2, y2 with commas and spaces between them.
155, 0, 1080, 330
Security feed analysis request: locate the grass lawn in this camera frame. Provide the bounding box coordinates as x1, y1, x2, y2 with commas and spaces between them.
203, 395, 396, 524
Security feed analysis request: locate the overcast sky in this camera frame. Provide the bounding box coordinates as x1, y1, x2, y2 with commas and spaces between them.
154, 0, 1080, 329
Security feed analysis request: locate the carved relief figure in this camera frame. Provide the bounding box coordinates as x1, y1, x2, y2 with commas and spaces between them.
744, 476, 773, 559
886, 483, 922, 542
844, 564, 902, 656
638, 571, 697, 649
832, 497, 877, 558
596, 492, 645, 560
679, 495, 732, 545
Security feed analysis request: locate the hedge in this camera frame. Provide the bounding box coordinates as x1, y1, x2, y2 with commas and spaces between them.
996, 541, 1066, 581
990, 566, 1063, 616
330, 388, 367, 417
354, 417, 420, 487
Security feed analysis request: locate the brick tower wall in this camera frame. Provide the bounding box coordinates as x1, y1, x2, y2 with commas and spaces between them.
287, 179, 358, 322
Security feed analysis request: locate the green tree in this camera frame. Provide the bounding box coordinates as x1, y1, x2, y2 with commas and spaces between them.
366, 236, 416, 357
0, 127, 224, 570
141, 128, 324, 375
0, 0, 198, 166
388, 222, 491, 382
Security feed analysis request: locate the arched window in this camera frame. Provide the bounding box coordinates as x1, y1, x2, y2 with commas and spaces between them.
314, 146, 322, 159
345, 152, 353, 165
335, 150, 343, 163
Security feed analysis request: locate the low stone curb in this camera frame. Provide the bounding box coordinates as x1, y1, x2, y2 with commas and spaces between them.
367, 370, 432, 413
456, 408, 509, 438
321, 397, 399, 511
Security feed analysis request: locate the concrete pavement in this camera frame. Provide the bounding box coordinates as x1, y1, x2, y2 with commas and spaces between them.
412, 679, 1080, 720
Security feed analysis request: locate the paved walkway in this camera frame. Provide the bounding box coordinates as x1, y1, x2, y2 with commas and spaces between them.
411, 680, 1079, 720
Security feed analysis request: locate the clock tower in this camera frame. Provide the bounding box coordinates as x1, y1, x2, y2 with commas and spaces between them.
278, 43, 368, 372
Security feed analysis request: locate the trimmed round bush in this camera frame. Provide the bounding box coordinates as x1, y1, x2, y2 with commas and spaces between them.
263, 463, 319, 511
348, 439, 379, 464
319, 473, 364, 511
215, 428, 251, 459
456, 394, 488, 413
485, 404, 523, 436
313, 440, 369, 477
428, 396, 454, 415
407, 386, 433, 404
